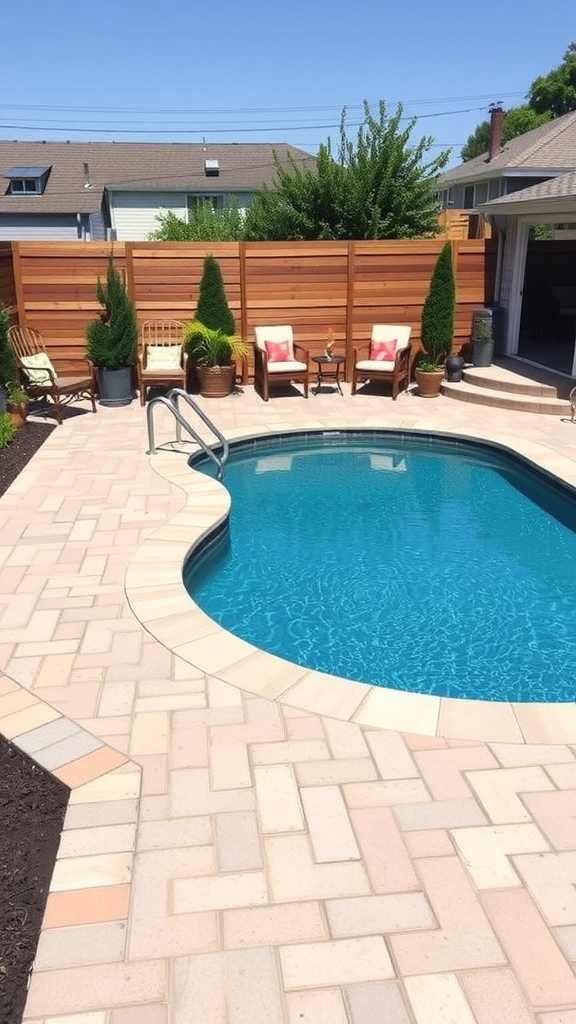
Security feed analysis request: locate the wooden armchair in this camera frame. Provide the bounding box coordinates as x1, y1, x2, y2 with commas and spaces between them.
8, 325, 97, 424
352, 325, 413, 400
137, 320, 187, 406
254, 325, 309, 401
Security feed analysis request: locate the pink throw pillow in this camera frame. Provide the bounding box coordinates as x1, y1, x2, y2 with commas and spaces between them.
265, 340, 290, 362
370, 339, 397, 361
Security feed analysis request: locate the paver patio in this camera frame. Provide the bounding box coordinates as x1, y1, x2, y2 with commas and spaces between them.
1, 380, 576, 1024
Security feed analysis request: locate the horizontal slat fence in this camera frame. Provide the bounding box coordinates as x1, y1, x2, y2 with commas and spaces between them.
10, 240, 495, 376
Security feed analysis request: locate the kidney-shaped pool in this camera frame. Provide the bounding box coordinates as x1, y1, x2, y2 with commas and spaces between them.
183, 431, 576, 703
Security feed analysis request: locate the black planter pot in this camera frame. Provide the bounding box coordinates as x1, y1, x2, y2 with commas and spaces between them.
96, 366, 133, 407
445, 354, 464, 382
472, 340, 494, 368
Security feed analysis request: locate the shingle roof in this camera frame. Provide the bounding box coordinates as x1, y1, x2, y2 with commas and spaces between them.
439, 110, 576, 185
478, 169, 576, 209
0, 140, 316, 214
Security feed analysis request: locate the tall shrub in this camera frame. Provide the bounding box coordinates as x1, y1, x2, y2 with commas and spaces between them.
0, 305, 17, 388
85, 258, 137, 368
194, 255, 235, 336
420, 241, 455, 366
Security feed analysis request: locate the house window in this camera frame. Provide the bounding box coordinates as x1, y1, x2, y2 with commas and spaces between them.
488, 179, 500, 200
474, 182, 489, 206
463, 185, 474, 209
4, 165, 51, 196
187, 195, 224, 217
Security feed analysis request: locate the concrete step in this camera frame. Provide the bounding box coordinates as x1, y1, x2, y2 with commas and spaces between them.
462, 365, 560, 397
441, 379, 571, 415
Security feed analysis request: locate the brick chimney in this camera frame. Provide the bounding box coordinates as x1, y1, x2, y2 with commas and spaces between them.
488, 103, 504, 161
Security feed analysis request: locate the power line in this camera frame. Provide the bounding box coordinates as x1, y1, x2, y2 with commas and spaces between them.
0, 105, 489, 140
0, 93, 525, 116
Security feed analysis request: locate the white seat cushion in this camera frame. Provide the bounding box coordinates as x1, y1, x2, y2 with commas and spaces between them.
355, 359, 396, 372
267, 360, 307, 374
255, 325, 295, 361
146, 345, 182, 370
20, 352, 56, 385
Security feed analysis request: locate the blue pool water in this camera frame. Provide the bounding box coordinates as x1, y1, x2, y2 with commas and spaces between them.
183, 432, 576, 702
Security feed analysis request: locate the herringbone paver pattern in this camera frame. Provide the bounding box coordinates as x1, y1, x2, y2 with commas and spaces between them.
1, 384, 576, 1023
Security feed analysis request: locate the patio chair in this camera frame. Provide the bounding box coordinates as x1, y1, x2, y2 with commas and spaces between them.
137, 319, 187, 406
8, 325, 97, 425
254, 325, 309, 401
352, 325, 413, 400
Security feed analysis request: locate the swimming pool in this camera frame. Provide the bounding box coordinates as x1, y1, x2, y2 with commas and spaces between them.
183, 431, 576, 703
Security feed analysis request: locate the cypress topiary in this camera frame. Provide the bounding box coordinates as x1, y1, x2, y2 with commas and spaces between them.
0, 304, 17, 388
420, 241, 455, 367
85, 257, 138, 368
194, 255, 235, 336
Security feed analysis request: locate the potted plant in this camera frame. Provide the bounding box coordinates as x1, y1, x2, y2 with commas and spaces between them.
184, 321, 248, 398
185, 254, 247, 397
471, 318, 494, 367
6, 382, 29, 428
85, 257, 138, 406
415, 241, 455, 398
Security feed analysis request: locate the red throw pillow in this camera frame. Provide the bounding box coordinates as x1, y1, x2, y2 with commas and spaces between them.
265, 340, 290, 362
370, 339, 397, 361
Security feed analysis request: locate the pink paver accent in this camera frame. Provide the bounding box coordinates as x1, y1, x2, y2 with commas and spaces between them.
481, 888, 576, 1006
350, 806, 420, 892
54, 746, 128, 786
43, 884, 131, 927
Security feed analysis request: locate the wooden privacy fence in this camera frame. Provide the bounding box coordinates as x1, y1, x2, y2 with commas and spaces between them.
0, 239, 496, 380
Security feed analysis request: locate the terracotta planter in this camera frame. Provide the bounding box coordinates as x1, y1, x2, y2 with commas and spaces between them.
414, 367, 444, 398
195, 364, 236, 398
7, 400, 29, 428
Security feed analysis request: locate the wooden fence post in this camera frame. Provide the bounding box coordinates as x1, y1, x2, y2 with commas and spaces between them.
11, 242, 26, 326
346, 240, 356, 381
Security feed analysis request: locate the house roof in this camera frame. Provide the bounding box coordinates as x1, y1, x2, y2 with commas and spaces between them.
477, 169, 576, 215
439, 110, 576, 186
0, 140, 316, 214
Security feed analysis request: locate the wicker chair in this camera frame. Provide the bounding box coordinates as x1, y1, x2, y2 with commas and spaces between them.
8, 325, 97, 424
254, 325, 309, 402
352, 325, 413, 400
137, 320, 187, 406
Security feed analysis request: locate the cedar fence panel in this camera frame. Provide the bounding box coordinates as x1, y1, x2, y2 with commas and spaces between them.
9, 239, 496, 377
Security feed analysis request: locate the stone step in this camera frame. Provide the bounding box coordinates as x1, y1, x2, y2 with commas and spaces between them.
441, 379, 571, 415
462, 365, 561, 397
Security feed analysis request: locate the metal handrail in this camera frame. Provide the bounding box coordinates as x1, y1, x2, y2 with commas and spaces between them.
146, 390, 229, 479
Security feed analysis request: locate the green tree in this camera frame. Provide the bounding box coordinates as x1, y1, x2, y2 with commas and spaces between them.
244, 101, 449, 241
529, 41, 576, 116
148, 202, 245, 242
85, 258, 138, 368
420, 242, 455, 366
461, 105, 551, 161
0, 304, 17, 388
194, 255, 235, 336
461, 42, 576, 161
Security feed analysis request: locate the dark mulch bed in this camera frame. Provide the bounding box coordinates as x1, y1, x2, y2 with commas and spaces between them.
0, 421, 56, 499
0, 736, 69, 1024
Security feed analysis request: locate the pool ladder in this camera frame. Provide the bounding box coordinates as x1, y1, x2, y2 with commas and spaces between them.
146, 388, 229, 480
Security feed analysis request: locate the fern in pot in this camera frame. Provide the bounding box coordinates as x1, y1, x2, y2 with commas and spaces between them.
184, 321, 248, 398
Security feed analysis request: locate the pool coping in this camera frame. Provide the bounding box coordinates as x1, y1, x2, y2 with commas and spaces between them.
126, 421, 576, 744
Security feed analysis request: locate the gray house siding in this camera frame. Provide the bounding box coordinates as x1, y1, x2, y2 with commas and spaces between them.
498, 217, 518, 322
0, 214, 81, 241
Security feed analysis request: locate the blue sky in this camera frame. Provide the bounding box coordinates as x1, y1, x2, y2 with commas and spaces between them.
3, 0, 575, 168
